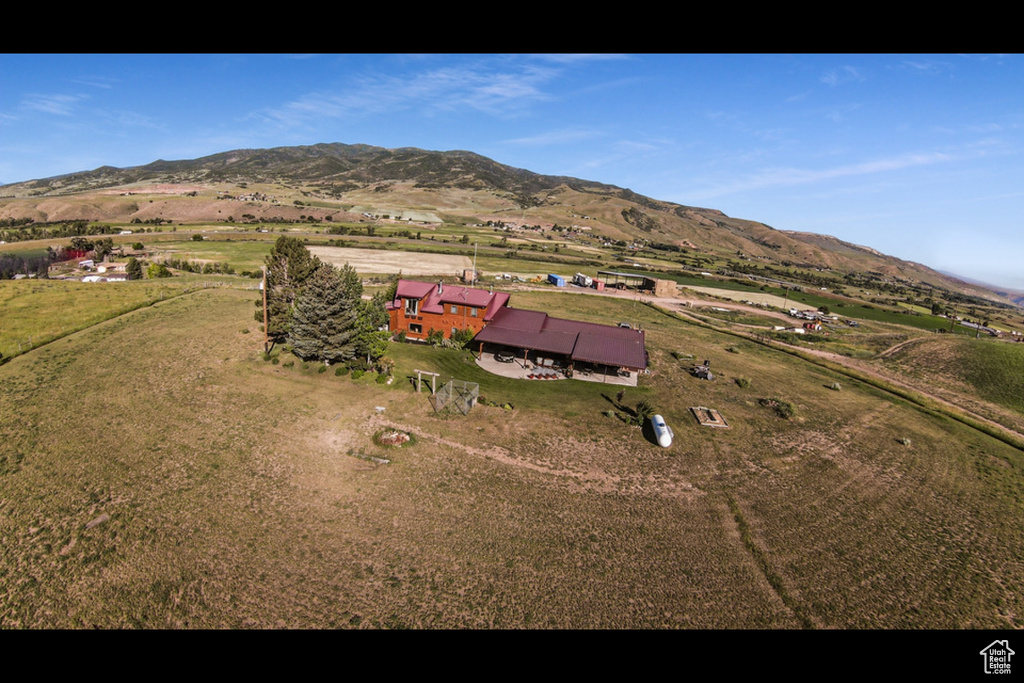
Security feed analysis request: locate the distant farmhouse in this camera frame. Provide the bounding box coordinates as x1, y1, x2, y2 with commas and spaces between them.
386, 279, 648, 378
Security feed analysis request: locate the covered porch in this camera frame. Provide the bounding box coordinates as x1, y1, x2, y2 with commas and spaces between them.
474, 345, 639, 386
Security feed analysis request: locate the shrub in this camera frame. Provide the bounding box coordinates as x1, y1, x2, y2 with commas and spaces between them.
759, 397, 794, 419
735, 377, 750, 388
631, 399, 655, 426
375, 356, 395, 376
335, 366, 349, 376
448, 327, 476, 349
317, 365, 327, 374
351, 369, 365, 379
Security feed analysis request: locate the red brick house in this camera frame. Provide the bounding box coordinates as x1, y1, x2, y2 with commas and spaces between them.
386, 279, 511, 340
386, 279, 647, 377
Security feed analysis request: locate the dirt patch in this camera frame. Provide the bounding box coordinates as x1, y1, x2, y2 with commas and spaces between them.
681, 285, 793, 309
374, 429, 412, 447
308, 247, 471, 276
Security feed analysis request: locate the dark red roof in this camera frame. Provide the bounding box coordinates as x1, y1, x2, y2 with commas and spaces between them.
475, 306, 647, 370
388, 279, 510, 320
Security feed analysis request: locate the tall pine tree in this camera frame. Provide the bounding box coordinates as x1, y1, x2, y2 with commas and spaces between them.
288, 262, 362, 363
256, 236, 320, 345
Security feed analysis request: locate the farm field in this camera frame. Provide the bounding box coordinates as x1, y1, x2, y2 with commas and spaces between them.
308, 246, 471, 276
682, 285, 792, 309
0, 277, 216, 359
1, 282, 1022, 628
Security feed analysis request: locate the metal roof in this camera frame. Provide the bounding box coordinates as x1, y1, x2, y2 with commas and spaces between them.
389, 280, 510, 320
474, 306, 647, 370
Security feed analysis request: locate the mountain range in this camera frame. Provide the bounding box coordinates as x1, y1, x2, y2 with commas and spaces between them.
1, 142, 1020, 307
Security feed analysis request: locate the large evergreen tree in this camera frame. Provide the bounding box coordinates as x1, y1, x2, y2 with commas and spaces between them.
288, 262, 362, 363
257, 236, 320, 345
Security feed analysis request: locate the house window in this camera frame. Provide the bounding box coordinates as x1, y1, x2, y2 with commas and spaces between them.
409, 324, 423, 334
404, 298, 418, 316
470, 307, 478, 317
450, 305, 458, 314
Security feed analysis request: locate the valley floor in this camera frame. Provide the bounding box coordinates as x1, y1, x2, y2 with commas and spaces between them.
1, 284, 1022, 629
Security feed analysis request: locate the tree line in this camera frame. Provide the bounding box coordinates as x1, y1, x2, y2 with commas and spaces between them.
257, 236, 393, 371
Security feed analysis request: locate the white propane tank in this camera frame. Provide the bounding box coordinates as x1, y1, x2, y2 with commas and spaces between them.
652, 414, 674, 448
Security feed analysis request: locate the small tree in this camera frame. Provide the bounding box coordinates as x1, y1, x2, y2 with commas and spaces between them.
126, 257, 143, 281
147, 262, 172, 279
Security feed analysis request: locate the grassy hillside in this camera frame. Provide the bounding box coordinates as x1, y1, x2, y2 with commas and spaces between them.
880, 336, 1024, 436
1, 281, 1021, 628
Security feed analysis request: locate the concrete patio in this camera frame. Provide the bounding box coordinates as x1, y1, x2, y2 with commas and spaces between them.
474, 351, 638, 386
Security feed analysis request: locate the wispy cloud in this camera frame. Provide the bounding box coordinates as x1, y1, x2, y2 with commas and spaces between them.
258, 59, 563, 130
70, 75, 118, 90
21, 93, 87, 116
824, 102, 863, 123
529, 54, 630, 65
820, 65, 866, 87
504, 128, 603, 146
101, 109, 166, 131
898, 59, 952, 76
693, 150, 952, 200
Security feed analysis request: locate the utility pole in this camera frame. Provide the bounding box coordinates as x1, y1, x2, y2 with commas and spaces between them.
262, 265, 269, 353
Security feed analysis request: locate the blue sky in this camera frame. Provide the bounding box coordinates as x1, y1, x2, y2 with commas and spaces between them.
3, 54, 1022, 290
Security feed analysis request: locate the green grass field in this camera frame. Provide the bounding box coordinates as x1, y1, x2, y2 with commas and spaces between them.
0, 277, 217, 359
1, 280, 1022, 628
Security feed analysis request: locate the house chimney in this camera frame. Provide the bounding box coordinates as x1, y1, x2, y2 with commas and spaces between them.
437, 280, 443, 294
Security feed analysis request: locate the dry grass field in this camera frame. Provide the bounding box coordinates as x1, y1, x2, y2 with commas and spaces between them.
0, 283, 1022, 628
307, 246, 472, 277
